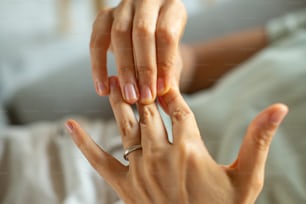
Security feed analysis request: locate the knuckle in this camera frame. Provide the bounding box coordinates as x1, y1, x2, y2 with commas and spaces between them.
118, 67, 134, 77
158, 59, 176, 72
98, 8, 109, 17
120, 119, 138, 137
156, 26, 177, 45
253, 128, 274, 151
134, 20, 154, 38
137, 65, 156, 77
94, 8, 111, 28
172, 107, 193, 123
140, 106, 156, 124
112, 21, 131, 38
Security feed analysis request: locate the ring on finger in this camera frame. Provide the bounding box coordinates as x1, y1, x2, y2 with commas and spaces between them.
123, 144, 142, 161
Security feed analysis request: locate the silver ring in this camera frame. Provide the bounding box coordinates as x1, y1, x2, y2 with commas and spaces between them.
123, 144, 142, 161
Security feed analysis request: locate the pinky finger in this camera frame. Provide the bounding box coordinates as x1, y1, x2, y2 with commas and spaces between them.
65, 119, 127, 186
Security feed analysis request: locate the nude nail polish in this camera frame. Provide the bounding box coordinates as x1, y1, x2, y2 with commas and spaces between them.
124, 83, 138, 102
141, 85, 152, 103
65, 121, 74, 134
95, 80, 106, 95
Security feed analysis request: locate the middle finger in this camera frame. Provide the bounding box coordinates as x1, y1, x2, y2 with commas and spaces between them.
109, 76, 141, 163
138, 103, 169, 155
133, 0, 161, 104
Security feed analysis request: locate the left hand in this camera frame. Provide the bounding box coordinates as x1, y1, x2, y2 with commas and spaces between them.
66, 77, 288, 204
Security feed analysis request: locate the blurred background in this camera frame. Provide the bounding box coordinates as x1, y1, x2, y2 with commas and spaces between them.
0, 0, 304, 126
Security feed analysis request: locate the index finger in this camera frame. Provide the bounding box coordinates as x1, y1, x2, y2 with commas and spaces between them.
65, 120, 127, 187
156, 2, 187, 95
90, 9, 113, 96
158, 87, 201, 143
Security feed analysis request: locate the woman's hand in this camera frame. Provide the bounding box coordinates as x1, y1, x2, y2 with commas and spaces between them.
66, 77, 288, 204
90, 0, 187, 104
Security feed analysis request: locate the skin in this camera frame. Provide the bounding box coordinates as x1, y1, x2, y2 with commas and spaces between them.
82, 2, 285, 202
179, 27, 268, 93
90, 0, 187, 104
65, 77, 288, 204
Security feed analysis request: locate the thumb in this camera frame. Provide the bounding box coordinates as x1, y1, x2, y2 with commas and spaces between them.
235, 104, 288, 183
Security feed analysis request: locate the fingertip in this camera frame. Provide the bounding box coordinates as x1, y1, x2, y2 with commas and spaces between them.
95, 79, 109, 96
157, 78, 170, 96
254, 103, 288, 129
244, 103, 289, 153
122, 83, 139, 104
65, 119, 83, 144
269, 104, 288, 125
140, 85, 155, 104
65, 120, 75, 134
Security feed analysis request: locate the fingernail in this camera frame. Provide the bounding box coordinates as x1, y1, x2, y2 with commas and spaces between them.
269, 107, 288, 125
124, 83, 138, 102
157, 78, 166, 95
65, 121, 74, 134
141, 85, 152, 103
95, 80, 107, 95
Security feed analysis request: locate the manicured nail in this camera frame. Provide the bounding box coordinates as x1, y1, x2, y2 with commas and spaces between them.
157, 78, 166, 95
124, 83, 138, 102
141, 85, 152, 103
65, 121, 74, 134
95, 80, 107, 95
269, 107, 288, 125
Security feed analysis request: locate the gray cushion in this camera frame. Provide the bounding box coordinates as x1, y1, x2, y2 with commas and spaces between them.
5, 57, 113, 124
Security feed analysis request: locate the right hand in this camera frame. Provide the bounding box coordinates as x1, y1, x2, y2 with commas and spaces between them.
66, 77, 288, 204
90, 0, 187, 104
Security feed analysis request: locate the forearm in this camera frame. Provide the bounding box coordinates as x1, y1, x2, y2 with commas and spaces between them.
180, 27, 268, 93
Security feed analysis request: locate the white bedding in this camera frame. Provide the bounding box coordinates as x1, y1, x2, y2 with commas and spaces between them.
0, 117, 122, 204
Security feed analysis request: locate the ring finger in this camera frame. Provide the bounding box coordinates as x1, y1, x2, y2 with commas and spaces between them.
112, 1, 139, 104
109, 76, 141, 162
